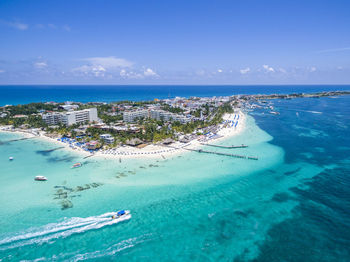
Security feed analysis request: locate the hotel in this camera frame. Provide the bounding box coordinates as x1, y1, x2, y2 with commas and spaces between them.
42, 108, 98, 126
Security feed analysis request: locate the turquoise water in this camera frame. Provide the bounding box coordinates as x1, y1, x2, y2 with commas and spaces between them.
1, 96, 350, 261
1, 85, 349, 105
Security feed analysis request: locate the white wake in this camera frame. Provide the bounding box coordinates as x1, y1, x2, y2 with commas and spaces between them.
0, 212, 131, 250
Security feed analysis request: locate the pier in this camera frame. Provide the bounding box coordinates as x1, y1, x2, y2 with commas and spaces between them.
166, 145, 258, 160
1, 136, 37, 144
200, 143, 248, 149
40, 146, 65, 153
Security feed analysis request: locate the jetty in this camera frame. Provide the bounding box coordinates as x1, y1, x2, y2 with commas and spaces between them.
1, 136, 36, 144
40, 146, 65, 153
200, 143, 248, 149
167, 145, 258, 160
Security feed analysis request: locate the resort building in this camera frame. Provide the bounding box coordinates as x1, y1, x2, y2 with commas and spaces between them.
150, 109, 190, 123
59, 104, 79, 111
123, 110, 149, 122
100, 134, 115, 144
123, 109, 191, 123
42, 112, 62, 125
42, 108, 98, 126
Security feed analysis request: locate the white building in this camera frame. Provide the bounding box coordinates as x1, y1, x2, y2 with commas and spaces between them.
42, 112, 62, 125
150, 110, 190, 123
100, 134, 115, 144
123, 110, 149, 122
123, 109, 190, 123
60, 104, 79, 111
42, 108, 98, 126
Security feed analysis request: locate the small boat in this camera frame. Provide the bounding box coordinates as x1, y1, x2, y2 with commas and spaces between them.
111, 210, 130, 219
71, 162, 82, 168
35, 175, 47, 181
9, 157, 14, 161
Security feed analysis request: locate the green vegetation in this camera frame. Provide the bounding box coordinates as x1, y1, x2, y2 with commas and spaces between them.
0, 100, 234, 146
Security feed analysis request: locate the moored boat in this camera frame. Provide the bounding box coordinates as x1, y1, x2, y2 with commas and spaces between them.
71, 162, 82, 168
35, 175, 47, 181
9, 157, 14, 161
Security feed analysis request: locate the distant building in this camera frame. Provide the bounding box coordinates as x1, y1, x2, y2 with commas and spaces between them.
123, 109, 190, 123
13, 114, 28, 118
100, 134, 115, 144
42, 108, 98, 126
150, 110, 190, 123
60, 104, 79, 111
123, 110, 149, 122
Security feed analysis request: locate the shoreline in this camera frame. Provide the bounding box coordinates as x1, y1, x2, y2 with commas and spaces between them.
0, 112, 246, 160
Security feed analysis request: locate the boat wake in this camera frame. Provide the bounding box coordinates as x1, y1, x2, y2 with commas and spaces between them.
0, 212, 131, 251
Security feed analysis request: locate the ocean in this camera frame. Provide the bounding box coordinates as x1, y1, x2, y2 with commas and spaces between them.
0, 86, 349, 261
0, 85, 350, 105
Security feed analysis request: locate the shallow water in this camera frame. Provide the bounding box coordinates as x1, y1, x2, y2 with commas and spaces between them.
0, 96, 350, 261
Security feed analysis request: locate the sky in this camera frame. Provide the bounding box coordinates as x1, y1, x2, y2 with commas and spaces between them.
0, 0, 350, 85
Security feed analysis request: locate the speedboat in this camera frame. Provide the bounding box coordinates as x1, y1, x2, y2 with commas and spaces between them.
9, 157, 14, 161
35, 175, 47, 181
111, 210, 130, 220
71, 162, 82, 168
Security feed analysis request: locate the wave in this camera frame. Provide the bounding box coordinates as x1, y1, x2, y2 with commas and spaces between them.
0, 212, 131, 251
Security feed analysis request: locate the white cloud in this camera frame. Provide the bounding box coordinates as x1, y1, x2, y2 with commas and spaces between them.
73, 65, 107, 77
309, 67, 317, 72
1, 20, 28, 30
195, 70, 206, 76
34, 62, 48, 69
278, 68, 287, 73
217, 69, 223, 73
262, 64, 275, 73
120, 69, 143, 79
82, 56, 133, 69
143, 68, 158, 77
73, 57, 134, 78
35, 24, 45, 29
315, 47, 350, 54
63, 25, 71, 31
239, 67, 250, 74
48, 24, 56, 29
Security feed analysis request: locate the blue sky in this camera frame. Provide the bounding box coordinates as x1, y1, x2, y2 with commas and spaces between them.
0, 0, 350, 84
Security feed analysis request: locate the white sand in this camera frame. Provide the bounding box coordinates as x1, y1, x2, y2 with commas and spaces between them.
94, 111, 246, 160
0, 111, 246, 160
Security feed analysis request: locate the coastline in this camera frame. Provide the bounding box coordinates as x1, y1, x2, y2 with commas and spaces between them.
0, 111, 246, 160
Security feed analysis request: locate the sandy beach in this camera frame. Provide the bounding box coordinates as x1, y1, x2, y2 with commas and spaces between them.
0, 111, 245, 160
93, 111, 246, 160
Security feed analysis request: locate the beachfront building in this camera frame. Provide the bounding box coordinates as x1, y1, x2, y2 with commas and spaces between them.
42, 112, 62, 125
86, 141, 100, 150
123, 110, 149, 123
100, 134, 115, 144
150, 109, 190, 123
42, 108, 98, 126
123, 108, 190, 123
61, 108, 98, 126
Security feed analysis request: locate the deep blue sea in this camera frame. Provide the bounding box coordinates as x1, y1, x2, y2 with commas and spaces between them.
0, 86, 349, 261
0, 85, 349, 105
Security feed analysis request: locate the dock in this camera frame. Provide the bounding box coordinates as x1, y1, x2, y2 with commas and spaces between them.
166, 145, 258, 160
40, 146, 65, 153
200, 143, 248, 149
1, 136, 37, 144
